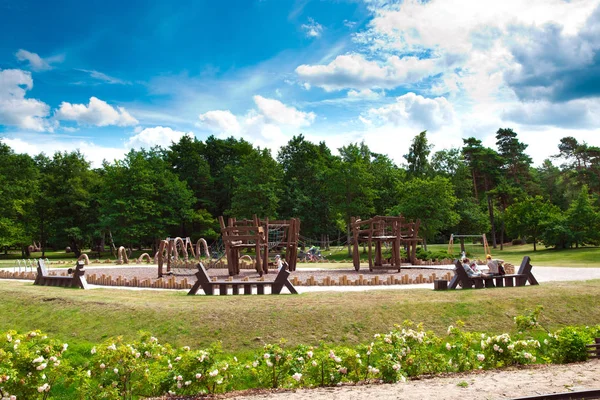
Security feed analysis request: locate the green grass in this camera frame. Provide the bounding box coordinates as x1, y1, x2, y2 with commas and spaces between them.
1, 279, 600, 354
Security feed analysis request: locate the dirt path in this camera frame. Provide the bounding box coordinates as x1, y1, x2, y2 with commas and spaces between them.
230, 359, 600, 400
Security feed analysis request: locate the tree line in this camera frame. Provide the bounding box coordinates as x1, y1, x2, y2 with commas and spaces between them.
1, 130, 599, 257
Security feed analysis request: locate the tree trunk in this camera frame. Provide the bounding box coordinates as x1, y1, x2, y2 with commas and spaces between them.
71, 240, 81, 258
487, 195, 497, 248
533, 238, 537, 251
423, 236, 428, 251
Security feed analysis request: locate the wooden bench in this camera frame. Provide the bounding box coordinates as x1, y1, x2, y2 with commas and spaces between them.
188, 263, 298, 296
448, 256, 538, 289
34, 259, 89, 289
587, 338, 600, 359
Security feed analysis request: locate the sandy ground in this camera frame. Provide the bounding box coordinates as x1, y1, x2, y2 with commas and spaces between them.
230, 359, 600, 400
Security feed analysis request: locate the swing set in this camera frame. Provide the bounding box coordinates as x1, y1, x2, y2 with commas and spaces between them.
447, 234, 491, 259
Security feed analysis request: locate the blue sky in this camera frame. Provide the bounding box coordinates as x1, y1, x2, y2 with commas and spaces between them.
1, 0, 600, 166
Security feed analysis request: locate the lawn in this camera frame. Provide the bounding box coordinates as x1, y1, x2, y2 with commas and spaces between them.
1, 279, 600, 354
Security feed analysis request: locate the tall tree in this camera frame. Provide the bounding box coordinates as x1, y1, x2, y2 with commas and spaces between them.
228, 148, 282, 219
389, 176, 459, 249
505, 196, 560, 251
0, 144, 39, 256
38, 151, 98, 257
495, 128, 532, 186
404, 131, 432, 179
329, 142, 375, 255
566, 185, 600, 248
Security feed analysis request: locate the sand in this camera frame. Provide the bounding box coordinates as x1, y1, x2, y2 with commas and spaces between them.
229, 359, 600, 400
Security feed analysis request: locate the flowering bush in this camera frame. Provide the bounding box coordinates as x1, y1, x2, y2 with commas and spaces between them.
0, 330, 68, 400
1, 309, 599, 399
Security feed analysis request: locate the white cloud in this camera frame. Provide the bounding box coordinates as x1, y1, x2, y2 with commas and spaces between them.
198, 110, 241, 133
367, 92, 455, 130
503, 99, 600, 128
125, 126, 194, 149
347, 89, 383, 99
1, 136, 127, 168
77, 69, 130, 85
0, 69, 51, 131
301, 17, 323, 38
253, 95, 315, 127
55, 96, 138, 126
296, 53, 437, 91
15, 49, 64, 71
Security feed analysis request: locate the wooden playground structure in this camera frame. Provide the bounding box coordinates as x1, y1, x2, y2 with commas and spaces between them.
219, 216, 300, 276
351, 215, 422, 271
157, 236, 211, 278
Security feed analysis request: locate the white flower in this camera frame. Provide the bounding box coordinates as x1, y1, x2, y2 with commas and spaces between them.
498, 348, 504, 353
392, 364, 401, 371
86, 370, 91, 377
266, 360, 273, 367
183, 346, 190, 351
177, 382, 182, 389
297, 356, 304, 362
185, 380, 191, 386
445, 343, 451, 351
292, 372, 302, 382
216, 379, 223, 385
334, 356, 342, 363
447, 326, 453, 334
32, 356, 45, 363
135, 352, 140, 358
36, 363, 47, 371
175, 356, 181, 362
493, 344, 499, 352
209, 369, 219, 377
145, 351, 151, 357
49, 356, 57, 362
252, 361, 258, 367
10, 395, 16, 400
508, 344, 514, 351
338, 367, 348, 374
195, 373, 202, 379
263, 353, 270, 359
477, 354, 485, 361
306, 351, 313, 358
62, 343, 68, 351
29, 332, 37, 337
544, 339, 549, 345
312, 361, 318, 367
6, 334, 12, 342
113, 368, 118, 374
107, 344, 116, 351
99, 363, 106, 369
176, 375, 183, 381
168, 363, 173, 370
150, 336, 158, 343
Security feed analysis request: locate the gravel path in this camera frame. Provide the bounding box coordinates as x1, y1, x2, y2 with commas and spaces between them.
230, 359, 600, 400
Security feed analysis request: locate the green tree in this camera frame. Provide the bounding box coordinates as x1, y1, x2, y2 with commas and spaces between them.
277, 135, 335, 242
37, 151, 98, 257
505, 196, 560, 251
329, 142, 375, 255
98, 149, 195, 251
566, 185, 600, 248
0, 144, 39, 256
389, 176, 459, 249
495, 128, 532, 186
404, 131, 432, 179
228, 148, 282, 219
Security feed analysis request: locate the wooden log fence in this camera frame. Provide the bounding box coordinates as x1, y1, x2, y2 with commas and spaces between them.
0, 269, 454, 288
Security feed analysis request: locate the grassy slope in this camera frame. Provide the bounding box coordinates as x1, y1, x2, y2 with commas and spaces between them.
1, 279, 599, 353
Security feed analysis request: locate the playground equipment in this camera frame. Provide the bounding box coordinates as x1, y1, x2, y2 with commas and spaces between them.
448, 234, 490, 260
219, 216, 300, 276
116, 246, 129, 265
351, 215, 422, 271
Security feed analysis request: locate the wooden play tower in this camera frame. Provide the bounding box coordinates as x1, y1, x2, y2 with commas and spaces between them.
351, 215, 422, 271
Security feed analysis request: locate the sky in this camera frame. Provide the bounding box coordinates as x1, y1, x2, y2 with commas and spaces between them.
1, 0, 600, 167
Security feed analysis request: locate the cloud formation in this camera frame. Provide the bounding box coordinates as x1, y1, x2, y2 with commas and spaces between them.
253, 95, 315, 126
55, 96, 138, 126
367, 92, 455, 129
301, 18, 323, 38
0, 69, 51, 131
15, 49, 63, 71
126, 126, 193, 149
296, 54, 437, 91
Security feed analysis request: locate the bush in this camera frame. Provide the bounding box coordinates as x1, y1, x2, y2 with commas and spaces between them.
512, 238, 526, 245
2, 311, 599, 399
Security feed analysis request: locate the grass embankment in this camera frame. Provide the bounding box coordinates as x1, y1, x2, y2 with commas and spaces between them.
1, 279, 600, 354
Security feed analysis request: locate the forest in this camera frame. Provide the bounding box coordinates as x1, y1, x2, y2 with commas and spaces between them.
1, 129, 599, 257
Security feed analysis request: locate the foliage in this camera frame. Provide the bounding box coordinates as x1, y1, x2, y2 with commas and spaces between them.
505, 196, 561, 251
2, 311, 599, 399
